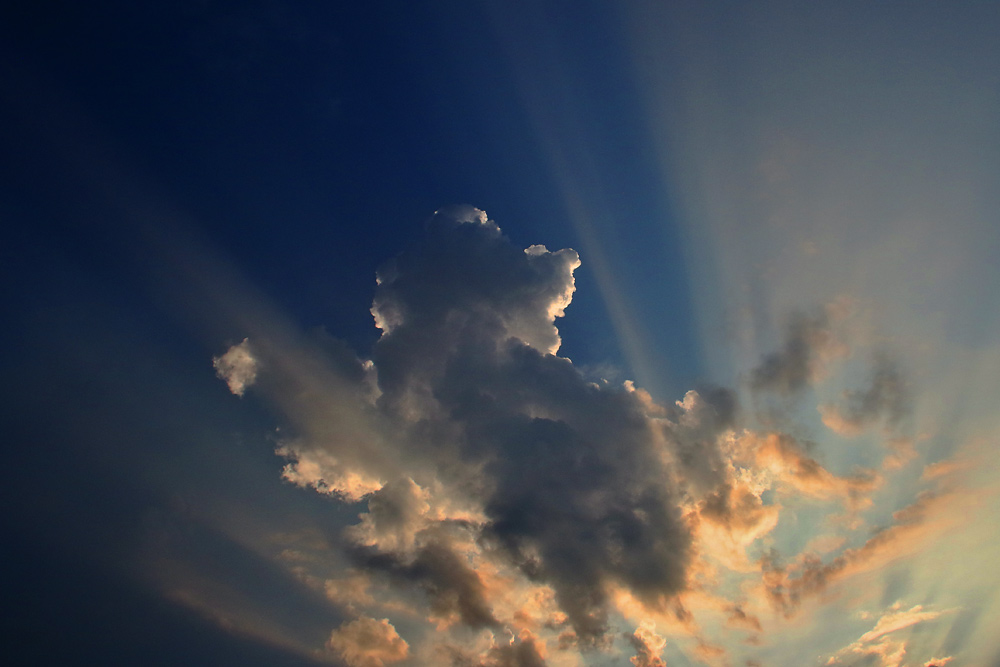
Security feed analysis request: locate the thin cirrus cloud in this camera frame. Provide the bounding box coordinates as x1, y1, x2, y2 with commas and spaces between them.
214, 207, 981, 665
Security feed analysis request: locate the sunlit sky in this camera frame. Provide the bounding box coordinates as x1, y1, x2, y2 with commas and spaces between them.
3, 2, 999, 666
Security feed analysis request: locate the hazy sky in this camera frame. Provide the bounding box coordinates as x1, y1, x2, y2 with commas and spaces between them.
3, 2, 999, 666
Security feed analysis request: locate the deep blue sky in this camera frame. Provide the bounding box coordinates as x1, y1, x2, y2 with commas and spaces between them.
2, 0, 698, 375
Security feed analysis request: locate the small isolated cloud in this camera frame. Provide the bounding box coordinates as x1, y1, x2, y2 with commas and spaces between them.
750, 308, 845, 395
326, 616, 409, 667
212, 338, 257, 396
725, 604, 762, 633
820, 353, 910, 436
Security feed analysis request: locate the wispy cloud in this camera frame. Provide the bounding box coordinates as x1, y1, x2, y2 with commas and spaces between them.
824, 603, 957, 667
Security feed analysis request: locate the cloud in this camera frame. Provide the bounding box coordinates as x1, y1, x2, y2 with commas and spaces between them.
749, 308, 844, 395
823, 604, 957, 667
213, 338, 258, 396
744, 431, 879, 509
345, 477, 431, 553
760, 491, 950, 616
443, 630, 548, 667
626, 621, 667, 667
665, 387, 739, 500
360, 209, 693, 642
820, 353, 911, 436
326, 616, 409, 667
856, 604, 949, 644
694, 479, 780, 570
725, 604, 762, 633
350, 536, 500, 630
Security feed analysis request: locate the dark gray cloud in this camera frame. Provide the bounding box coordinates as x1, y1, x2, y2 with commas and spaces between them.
349, 534, 499, 630
625, 624, 667, 667
750, 310, 837, 395
354, 210, 693, 642
664, 386, 738, 500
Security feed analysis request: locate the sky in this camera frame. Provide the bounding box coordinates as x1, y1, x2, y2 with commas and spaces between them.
2, 1, 999, 666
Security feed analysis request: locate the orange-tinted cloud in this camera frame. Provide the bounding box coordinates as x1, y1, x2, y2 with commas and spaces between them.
326, 616, 409, 667
749, 432, 879, 508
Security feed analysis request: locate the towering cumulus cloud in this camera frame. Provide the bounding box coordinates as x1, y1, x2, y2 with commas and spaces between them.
362, 207, 689, 644
214, 208, 959, 665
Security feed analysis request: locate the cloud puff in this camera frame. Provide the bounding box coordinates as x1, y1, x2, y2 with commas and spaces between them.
326, 616, 409, 667
212, 338, 258, 396
626, 621, 667, 667
750, 308, 845, 395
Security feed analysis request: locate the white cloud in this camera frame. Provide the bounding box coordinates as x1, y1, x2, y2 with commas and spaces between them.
212, 338, 257, 396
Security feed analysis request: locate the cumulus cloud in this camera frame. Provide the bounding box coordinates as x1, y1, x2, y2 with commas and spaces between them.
326, 616, 409, 667
626, 621, 667, 667
212, 338, 258, 396
357, 209, 693, 642
215, 208, 949, 665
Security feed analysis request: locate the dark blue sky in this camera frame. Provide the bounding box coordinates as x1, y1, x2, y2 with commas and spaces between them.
2, 0, 698, 373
